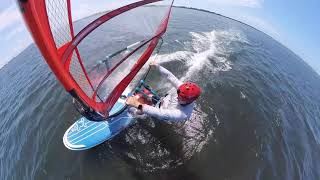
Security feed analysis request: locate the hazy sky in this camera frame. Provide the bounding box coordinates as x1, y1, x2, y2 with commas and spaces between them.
0, 0, 319, 74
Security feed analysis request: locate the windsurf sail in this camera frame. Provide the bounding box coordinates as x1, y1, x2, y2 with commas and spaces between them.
17, 0, 174, 121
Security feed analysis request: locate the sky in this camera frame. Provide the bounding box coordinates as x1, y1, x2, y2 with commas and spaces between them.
0, 0, 319, 74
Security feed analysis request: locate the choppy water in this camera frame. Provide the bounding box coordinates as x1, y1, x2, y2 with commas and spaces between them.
1, 7, 320, 180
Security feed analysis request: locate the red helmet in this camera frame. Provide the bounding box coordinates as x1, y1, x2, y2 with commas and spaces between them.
177, 82, 202, 104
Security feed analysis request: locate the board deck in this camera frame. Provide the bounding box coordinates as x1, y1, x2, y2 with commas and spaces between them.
63, 95, 134, 150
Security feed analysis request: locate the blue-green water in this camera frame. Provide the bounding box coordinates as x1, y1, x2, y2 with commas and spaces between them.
0, 7, 320, 180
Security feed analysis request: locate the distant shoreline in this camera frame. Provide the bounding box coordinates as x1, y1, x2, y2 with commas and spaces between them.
173, 6, 271, 40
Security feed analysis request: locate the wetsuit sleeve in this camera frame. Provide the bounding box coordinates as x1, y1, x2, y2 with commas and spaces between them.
142, 104, 188, 122
156, 65, 183, 88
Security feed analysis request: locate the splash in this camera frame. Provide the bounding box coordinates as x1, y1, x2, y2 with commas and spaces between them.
156, 29, 249, 81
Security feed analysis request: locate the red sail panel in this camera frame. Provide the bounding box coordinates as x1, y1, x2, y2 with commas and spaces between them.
18, 0, 174, 119
17, 0, 76, 93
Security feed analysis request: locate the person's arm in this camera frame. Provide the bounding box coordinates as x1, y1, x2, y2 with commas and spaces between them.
141, 104, 188, 122
155, 64, 183, 88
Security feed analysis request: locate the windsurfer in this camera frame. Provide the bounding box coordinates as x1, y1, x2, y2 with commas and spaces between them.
126, 61, 201, 121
